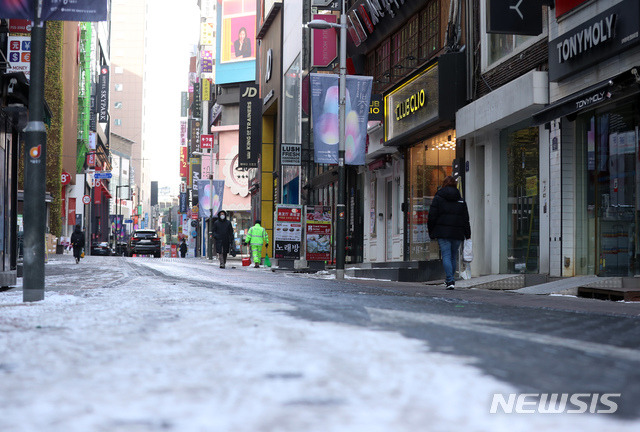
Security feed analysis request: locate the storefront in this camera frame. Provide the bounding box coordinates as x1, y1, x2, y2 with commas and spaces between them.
383, 53, 466, 262
533, 0, 640, 277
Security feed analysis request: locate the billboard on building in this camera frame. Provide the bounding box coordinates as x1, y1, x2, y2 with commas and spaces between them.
216, 0, 256, 84
98, 66, 109, 122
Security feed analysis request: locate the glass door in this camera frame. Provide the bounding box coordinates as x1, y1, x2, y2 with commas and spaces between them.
504, 127, 540, 273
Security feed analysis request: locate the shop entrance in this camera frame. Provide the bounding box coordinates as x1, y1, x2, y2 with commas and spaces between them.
576, 102, 639, 277
503, 127, 540, 273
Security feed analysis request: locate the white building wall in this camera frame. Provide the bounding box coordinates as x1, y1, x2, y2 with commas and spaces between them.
549, 119, 562, 276
538, 124, 551, 275
282, 0, 302, 73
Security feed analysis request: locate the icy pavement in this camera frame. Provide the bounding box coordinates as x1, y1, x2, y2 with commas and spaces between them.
1, 260, 639, 431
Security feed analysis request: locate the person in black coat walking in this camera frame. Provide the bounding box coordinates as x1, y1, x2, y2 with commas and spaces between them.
427, 176, 471, 290
212, 210, 234, 268
70, 225, 85, 264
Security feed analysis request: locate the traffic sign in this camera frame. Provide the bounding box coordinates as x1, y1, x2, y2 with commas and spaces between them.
94, 172, 112, 179
82, 195, 91, 205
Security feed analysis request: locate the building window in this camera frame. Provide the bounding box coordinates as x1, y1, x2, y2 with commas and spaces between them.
114, 102, 123, 109
482, 4, 547, 70
114, 119, 122, 126
115, 84, 123, 91
367, 0, 439, 93
115, 66, 124, 74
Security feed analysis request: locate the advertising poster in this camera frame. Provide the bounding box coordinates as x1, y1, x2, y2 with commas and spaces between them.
197, 179, 225, 218
310, 73, 373, 165
305, 206, 332, 262
220, 0, 256, 63
275, 205, 303, 260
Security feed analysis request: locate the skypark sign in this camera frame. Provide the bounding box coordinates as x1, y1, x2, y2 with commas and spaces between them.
0, 0, 107, 22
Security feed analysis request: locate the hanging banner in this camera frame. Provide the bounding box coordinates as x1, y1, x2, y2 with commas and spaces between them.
310, 73, 373, 165
275, 205, 303, 260
238, 82, 261, 168
98, 65, 109, 122
197, 179, 225, 218
305, 206, 332, 262
0, 1, 108, 21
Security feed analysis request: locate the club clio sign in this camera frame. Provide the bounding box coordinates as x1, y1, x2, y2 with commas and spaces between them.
385, 64, 439, 141
549, 0, 640, 81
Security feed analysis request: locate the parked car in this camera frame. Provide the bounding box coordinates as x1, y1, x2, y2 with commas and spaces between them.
91, 242, 112, 256
128, 229, 162, 258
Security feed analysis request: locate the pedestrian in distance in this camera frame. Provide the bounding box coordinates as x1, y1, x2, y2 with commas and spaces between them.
179, 238, 188, 258
244, 219, 268, 268
70, 225, 85, 264
427, 176, 471, 290
212, 210, 234, 268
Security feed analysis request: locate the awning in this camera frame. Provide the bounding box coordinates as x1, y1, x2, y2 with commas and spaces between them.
532, 79, 614, 125
99, 182, 112, 199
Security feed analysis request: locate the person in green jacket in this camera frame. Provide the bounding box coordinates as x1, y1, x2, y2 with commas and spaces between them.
244, 219, 268, 268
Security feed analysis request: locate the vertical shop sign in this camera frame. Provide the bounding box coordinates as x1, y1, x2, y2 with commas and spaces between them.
193, 81, 202, 118
275, 205, 303, 259
180, 146, 189, 178
305, 206, 332, 262
238, 82, 261, 168
181, 92, 189, 117
98, 65, 109, 122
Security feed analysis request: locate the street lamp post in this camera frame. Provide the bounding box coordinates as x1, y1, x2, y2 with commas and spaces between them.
193, 149, 214, 260
306, 0, 347, 279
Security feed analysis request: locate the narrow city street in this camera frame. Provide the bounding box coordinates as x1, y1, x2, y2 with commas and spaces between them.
1, 256, 639, 431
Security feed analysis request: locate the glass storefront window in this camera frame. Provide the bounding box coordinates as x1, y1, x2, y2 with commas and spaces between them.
576, 101, 639, 277
504, 127, 539, 273
407, 130, 456, 261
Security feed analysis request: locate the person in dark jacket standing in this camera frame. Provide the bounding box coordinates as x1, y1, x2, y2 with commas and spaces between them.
70, 225, 85, 264
212, 210, 234, 268
427, 176, 471, 290
179, 238, 188, 258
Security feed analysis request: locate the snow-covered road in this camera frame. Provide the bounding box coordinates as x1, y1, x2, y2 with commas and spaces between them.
1, 257, 638, 431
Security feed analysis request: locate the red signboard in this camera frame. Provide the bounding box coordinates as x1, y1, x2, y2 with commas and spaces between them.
277, 207, 302, 223
305, 206, 332, 262
312, 14, 338, 67
8, 19, 32, 33
171, 245, 178, 258
61, 171, 71, 185
556, 0, 589, 17
201, 134, 214, 149
87, 152, 96, 168
180, 146, 189, 178
68, 198, 76, 225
